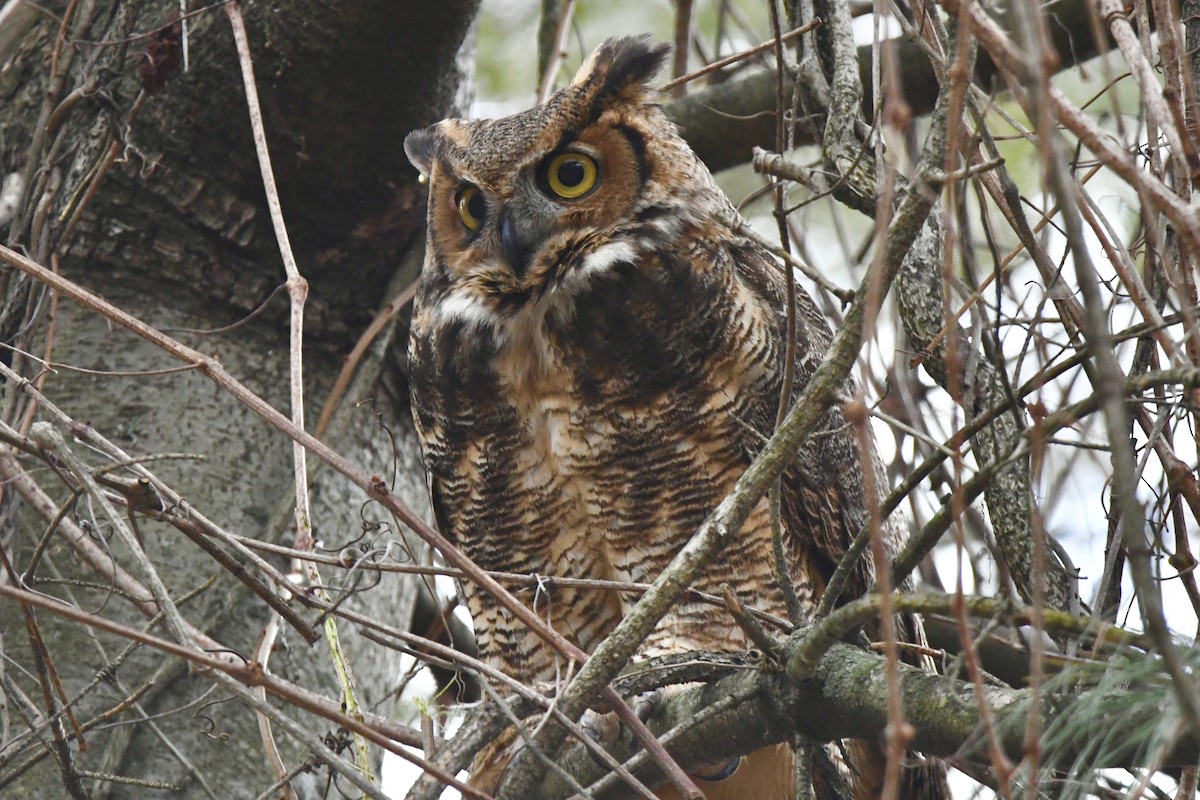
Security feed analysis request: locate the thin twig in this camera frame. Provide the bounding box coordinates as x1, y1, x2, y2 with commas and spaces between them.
536, 0, 576, 103
226, 1, 371, 781
315, 278, 417, 439
661, 21, 821, 92
670, 0, 693, 97
253, 612, 299, 800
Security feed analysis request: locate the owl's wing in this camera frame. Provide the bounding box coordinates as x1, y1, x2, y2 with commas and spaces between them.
725, 239, 881, 606
425, 470, 456, 546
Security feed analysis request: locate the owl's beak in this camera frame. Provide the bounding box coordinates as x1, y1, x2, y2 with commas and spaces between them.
498, 205, 544, 277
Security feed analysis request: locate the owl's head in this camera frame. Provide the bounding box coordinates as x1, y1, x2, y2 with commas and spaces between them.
404, 37, 727, 319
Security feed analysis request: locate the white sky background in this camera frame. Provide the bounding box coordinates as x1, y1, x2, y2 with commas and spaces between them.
386, 2, 1199, 797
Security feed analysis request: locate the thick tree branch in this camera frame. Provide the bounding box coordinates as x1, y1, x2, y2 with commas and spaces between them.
894, 216, 1073, 609
535, 596, 1193, 799
669, 0, 1125, 173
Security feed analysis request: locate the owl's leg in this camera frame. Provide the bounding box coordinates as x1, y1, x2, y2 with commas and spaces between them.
579, 706, 621, 749
629, 686, 746, 782
652, 744, 796, 800
574, 686, 746, 788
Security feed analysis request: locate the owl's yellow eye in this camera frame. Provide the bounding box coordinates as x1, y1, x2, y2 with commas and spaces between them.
457, 186, 486, 232
546, 153, 598, 199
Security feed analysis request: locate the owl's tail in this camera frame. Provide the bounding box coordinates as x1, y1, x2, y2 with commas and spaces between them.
900, 755, 954, 799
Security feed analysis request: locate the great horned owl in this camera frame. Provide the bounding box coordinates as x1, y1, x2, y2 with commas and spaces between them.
404, 37, 946, 800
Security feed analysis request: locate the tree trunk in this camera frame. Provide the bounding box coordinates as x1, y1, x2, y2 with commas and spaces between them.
0, 1, 477, 797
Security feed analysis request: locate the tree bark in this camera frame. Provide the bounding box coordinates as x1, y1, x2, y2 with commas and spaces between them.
0, 2, 476, 797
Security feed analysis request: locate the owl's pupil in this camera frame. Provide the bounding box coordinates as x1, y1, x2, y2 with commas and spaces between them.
467, 192, 486, 221
557, 160, 586, 187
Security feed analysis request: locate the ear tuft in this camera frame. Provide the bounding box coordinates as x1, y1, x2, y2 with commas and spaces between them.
404, 126, 438, 177
571, 36, 671, 107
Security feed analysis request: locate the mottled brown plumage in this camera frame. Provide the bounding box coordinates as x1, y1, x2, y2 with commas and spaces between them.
404, 37, 946, 799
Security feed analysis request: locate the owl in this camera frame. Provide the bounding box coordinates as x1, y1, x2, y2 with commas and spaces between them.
404, 37, 947, 800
